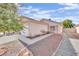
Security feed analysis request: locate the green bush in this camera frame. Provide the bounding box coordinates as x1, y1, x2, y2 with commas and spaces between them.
63, 19, 73, 28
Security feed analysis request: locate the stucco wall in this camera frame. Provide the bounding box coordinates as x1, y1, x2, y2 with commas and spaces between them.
21, 17, 49, 37
76, 27, 79, 33
41, 20, 58, 32
29, 22, 48, 37
58, 25, 63, 33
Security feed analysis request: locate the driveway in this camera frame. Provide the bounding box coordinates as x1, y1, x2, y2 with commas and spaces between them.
26, 34, 62, 56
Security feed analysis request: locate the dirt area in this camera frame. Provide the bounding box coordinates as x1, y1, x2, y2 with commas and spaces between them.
0, 47, 8, 56
71, 33, 79, 39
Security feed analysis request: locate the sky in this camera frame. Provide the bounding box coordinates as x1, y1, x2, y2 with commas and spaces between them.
18, 3, 79, 24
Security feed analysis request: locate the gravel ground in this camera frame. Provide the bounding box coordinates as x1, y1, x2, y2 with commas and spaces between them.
0, 40, 26, 56
55, 32, 77, 56
27, 34, 62, 56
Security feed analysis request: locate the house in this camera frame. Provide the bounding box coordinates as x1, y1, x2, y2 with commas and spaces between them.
75, 24, 79, 33
20, 16, 49, 38
40, 19, 63, 34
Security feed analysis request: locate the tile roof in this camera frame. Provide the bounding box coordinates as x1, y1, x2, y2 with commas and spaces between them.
20, 16, 49, 25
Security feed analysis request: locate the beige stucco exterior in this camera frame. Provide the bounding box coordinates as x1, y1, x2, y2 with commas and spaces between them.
29, 22, 48, 37
75, 26, 79, 33
58, 25, 63, 33
20, 16, 63, 37
41, 19, 63, 34
20, 16, 49, 37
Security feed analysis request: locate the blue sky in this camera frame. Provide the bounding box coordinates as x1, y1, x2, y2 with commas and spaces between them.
18, 3, 79, 24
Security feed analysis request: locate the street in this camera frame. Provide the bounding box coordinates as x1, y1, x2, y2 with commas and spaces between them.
55, 30, 77, 56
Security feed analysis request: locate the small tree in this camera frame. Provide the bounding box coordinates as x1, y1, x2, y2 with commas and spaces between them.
63, 19, 73, 28
0, 3, 23, 35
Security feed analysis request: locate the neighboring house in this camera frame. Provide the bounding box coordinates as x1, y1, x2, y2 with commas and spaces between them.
40, 19, 63, 34
75, 24, 79, 33
57, 24, 63, 33
20, 16, 49, 37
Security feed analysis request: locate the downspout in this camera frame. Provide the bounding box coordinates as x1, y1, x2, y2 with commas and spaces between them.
48, 24, 50, 32
28, 22, 32, 37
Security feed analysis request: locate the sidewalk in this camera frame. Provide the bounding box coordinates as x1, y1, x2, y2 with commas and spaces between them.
69, 38, 79, 56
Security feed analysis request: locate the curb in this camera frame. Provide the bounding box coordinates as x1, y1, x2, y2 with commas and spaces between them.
19, 33, 53, 46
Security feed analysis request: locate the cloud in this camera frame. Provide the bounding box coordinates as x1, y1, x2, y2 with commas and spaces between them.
18, 5, 56, 20
37, 10, 55, 14
51, 16, 79, 24
54, 3, 79, 15
18, 6, 32, 10
58, 3, 78, 6
31, 13, 52, 20
18, 6, 40, 16
58, 3, 79, 11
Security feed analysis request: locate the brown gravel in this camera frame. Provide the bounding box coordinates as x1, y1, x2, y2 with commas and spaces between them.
0, 40, 32, 56
17, 47, 33, 56
0, 47, 8, 56
71, 33, 79, 39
